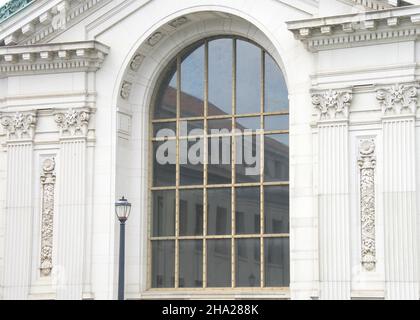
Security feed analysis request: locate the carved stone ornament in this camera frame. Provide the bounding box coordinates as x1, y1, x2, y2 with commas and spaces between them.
120, 81, 132, 100
376, 84, 418, 115
358, 139, 376, 272
147, 32, 163, 46
130, 54, 145, 72
0, 112, 37, 140
54, 108, 90, 137
169, 16, 189, 28
40, 158, 56, 277
311, 89, 352, 121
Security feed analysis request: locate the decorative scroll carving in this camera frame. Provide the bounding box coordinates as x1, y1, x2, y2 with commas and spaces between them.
130, 54, 145, 72
147, 32, 163, 46
120, 81, 132, 100
377, 84, 418, 115
358, 139, 376, 272
311, 89, 352, 121
40, 158, 56, 277
54, 108, 90, 137
169, 16, 189, 28
0, 112, 37, 140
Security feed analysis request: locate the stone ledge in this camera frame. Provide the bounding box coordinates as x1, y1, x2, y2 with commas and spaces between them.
0, 40, 109, 77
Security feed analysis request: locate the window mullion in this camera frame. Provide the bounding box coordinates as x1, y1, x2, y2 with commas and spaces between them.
231, 38, 237, 289
175, 55, 181, 289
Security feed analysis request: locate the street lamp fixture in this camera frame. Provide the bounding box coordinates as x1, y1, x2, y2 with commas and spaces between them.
115, 196, 131, 300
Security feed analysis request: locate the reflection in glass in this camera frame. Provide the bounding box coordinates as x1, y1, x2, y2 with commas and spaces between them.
235, 117, 261, 131
180, 139, 204, 186
236, 238, 260, 287
264, 115, 289, 131
181, 43, 205, 118
207, 189, 232, 235
264, 134, 289, 182
153, 122, 176, 137
208, 39, 233, 116
235, 135, 260, 183
264, 238, 290, 287
179, 190, 203, 236
208, 118, 232, 133
265, 53, 288, 112
207, 239, 231, 287
153, 141, 176, 187
152, 190, 175, 237
264, 186, 289, 234
236, 40, 261, 115
179, 240, 203, 288
236, 187, 260, 234
208, 136, 232, 185
154, 60, 177, 119
152, 241, 175, 288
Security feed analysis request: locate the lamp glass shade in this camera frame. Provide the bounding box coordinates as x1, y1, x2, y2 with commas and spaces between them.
115, 197, 132, 221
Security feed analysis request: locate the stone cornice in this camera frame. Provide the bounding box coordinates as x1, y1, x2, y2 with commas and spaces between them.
0, 0, 110, 46
0, 40, 109, 77
287, 5, 420, 52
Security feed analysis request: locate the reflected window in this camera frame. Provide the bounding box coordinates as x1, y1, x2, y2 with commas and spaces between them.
151, 36, 289, 289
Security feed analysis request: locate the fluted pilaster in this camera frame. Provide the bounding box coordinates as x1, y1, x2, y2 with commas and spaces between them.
312, 89, 352, 300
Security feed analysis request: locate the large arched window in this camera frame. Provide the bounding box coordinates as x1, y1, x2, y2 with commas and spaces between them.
150, 36, 289, 289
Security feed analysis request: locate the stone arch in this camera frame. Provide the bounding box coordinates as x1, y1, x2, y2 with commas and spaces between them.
107, 3, 311, 299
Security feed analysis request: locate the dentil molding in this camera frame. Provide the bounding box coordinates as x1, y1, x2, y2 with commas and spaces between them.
376, 83, 418, 116
0, 41, 109, 77
54, 108, 91, 137
0, 111, 37, 140
311, 89, 352, 121
358, 139, 377, 272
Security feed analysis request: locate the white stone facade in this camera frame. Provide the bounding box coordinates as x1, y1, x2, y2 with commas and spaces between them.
0, 0, 419, 300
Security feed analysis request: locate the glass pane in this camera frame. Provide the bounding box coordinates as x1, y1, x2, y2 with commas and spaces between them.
180, 43, 204, 118
264, 186, 289, 234
236, 40, 261, 115
207, 239, 231, 287
152, 190, 176, 237
179, 190, 203, 236
208, 38, 233, 116
185, 120, 204, 136
236, 238, 260, 287
152, 241, 175, 288
153, 140, 176, 187
235, 187, 260, 234
208, 136, 232, 185
264, 134, 289, 182
235, 135, 261, 183
264, 115, 289, 131
207, 188, 232, 235
264, 238, 290, 287
153, 122, 176, 137
154, 59, 177, 119
179, 240, 203, 288
265, 53, 288, 112
180, 139, 204, 185
235, 117, 261, 132
208, 118, 232, 134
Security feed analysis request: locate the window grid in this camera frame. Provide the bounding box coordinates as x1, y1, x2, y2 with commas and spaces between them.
149, 37, 289, 290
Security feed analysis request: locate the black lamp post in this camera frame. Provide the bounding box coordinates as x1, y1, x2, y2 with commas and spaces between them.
115, 196, 131, 300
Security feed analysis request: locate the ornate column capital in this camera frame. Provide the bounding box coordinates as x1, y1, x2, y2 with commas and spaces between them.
0, 111, 37, 141
311, 89, 352, 122
376, 83, 418, 116
54, 108, 91, 138
358, 139, 376, 272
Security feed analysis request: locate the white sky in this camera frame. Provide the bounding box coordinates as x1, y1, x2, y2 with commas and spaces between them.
0, 0, 8, 6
